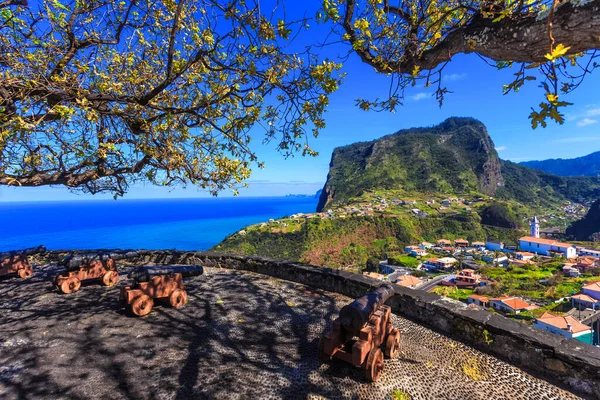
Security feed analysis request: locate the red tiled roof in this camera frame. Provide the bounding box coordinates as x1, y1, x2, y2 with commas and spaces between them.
571, 293, 598, 303
437, 239, 451, 244
519, 236, 556, 245
537, 312, 591, 334
491, 296, 532, 310
471, 241, 485, 246
582, 281, 600, 291
468, 294, 489, 302
454, 239, 469, 243
395, 275, 423, 287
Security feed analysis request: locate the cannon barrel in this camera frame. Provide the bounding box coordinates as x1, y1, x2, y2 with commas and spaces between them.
128, 265, 204, 283
339, 284, 395, 336
61, 250, 140, 268
0, 245, 46, 260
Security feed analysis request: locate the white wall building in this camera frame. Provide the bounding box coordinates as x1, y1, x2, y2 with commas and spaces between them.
533, 312, 592, 342
581, 281, 600, 301
579, 248, 600, 258
530, 216, 540, 238
519, 236, 577, 258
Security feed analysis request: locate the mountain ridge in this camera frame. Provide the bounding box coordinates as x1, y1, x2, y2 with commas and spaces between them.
520, 150, 600, 177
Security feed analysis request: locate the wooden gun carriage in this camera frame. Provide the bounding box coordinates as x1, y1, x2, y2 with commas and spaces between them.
120, 265, 204, 316
319, 284, 400, 382
0, 245, 46, 279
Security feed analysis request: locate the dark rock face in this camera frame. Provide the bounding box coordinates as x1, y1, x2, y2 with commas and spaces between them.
567, 199, 600, 240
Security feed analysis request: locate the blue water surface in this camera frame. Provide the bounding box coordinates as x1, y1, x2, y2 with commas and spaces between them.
0, 197, 318, 251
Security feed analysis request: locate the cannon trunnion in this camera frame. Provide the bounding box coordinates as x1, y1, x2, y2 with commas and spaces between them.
120, 265, 204, 317
53, 253, 120, 294
319, 284, 400, 382
0, 245, 46, 279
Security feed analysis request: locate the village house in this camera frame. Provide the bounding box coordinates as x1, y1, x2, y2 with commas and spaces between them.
454, 238, 469, 247
515, 252, 535, 261
441, 269, 485, 289
419, 242, 434, 250
424, 257, 457, 271
510, 258, 536, 267
363, 272, 385, 280
471, 241, 485, 250
404, 245, 419, 254
437, 239, 452, 247
519, 236, 577, 258
533, 312, 593, 344
562, 265, 581, 278
467, 294, 489, 308
579, 248, 600, 258
483, 254, 508, 265
571, 293, 600, 310
409, 248, 428, 257
394, 275, 424, 288
489, 296, 538, 314
581, 281, 600, 301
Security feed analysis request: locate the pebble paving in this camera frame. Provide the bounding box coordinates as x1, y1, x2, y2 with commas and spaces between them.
0, 264, 582, 399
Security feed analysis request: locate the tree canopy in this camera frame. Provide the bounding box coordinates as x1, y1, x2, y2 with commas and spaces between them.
1, 0, 599, 197
0, 0, 342, 196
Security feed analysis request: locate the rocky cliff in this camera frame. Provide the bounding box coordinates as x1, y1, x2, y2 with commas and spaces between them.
317, 117, 504, 211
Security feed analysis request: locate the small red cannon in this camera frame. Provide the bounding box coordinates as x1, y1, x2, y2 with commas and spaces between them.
53, 253, 120, 294
319, 284, 400, 382
0, 245, 46, 279
120, 265, 204, 317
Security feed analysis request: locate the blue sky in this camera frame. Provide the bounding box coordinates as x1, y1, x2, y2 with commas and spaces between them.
2, 4, 600, 202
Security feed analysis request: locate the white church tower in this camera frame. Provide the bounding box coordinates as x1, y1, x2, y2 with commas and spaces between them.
530, 216, 540, 238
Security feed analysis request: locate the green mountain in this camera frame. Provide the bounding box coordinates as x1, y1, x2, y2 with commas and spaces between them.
317, 117, 600, 211
215, 117, 600, 269
317, 117, 503, 211
520, 151, 600, 177
567, 199, 600, 241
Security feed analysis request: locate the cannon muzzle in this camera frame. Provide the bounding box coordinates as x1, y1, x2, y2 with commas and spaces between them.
338, 284, 395, 336
60, 250, 140, 268
0, 245, 46, 260
128, 265, 204, 283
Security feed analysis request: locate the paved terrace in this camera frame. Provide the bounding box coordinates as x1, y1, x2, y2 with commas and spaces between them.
0, 262, 584, 400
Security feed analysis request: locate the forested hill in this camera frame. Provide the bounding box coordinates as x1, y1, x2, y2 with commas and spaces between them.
317, 117, 600, 211
520, 151, 600, 177
567, 199, 600, 241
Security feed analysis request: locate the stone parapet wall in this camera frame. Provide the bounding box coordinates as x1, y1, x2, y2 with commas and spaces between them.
47, 250, 600, 398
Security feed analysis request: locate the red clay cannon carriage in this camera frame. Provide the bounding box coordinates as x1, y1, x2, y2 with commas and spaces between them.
318, 284, 400, 382
0, 245, 46, 279
120, 265, 204, 317
53, 252, 124, 294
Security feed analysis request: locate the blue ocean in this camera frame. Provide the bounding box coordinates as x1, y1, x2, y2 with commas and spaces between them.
0, 197, 318, 252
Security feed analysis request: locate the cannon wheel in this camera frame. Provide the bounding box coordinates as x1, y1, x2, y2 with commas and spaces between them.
317, 336, 331, 362
60, 276, 81, 294
169, 289, 187, 308
102, 270, 119, 287
131, 294, 154, 317
18, 268, 32, 279
365, 347, 384, 382
384, 329, 400, 358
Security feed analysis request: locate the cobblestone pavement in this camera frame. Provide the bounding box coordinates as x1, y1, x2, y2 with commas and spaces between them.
0, 265, 582, 400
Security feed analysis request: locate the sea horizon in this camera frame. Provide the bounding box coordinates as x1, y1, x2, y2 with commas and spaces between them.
0, 196, 319, 252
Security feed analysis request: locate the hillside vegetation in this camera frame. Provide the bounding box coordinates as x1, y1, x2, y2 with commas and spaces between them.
567, 199, 600, 241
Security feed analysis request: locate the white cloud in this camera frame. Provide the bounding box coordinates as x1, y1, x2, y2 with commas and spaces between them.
495, 146, 507, 151
410, 92, 430, 101
446, 73, 467, 81
576, 118, 598, 127
584, 108, 600, 117
553, 136, 600, 143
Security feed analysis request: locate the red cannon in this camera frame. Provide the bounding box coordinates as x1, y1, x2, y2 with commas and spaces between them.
53, 253, 119, 294
0, 246, 46, 279
318, 284, 400, 382
120, 265, 204, 316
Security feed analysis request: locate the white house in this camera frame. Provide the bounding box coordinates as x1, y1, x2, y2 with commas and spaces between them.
581, 281, 600, 301
571, 293, 600, 310
533, 312, 592, 344
467, 294, 489, 308
515, 252, 535, 261
424, 257, 457, 271
519, 236, 577, 258
489, 296, 537, 314
419, 242, 434, 250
